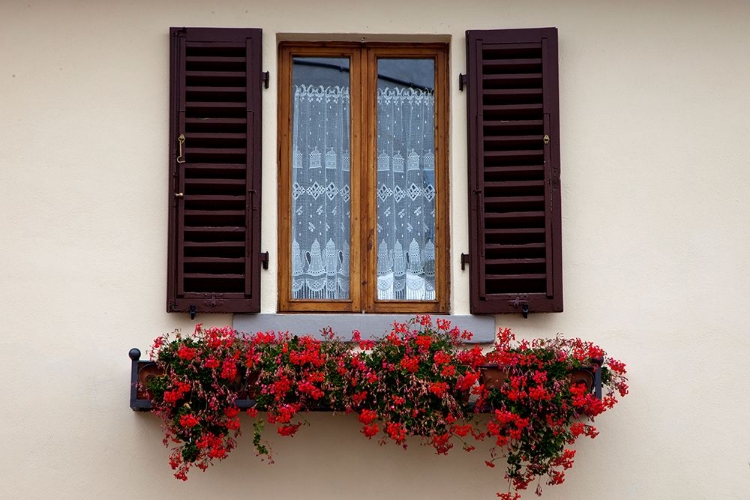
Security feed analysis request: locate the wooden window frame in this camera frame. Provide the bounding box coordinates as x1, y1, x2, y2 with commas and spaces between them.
277, 42, 450, 313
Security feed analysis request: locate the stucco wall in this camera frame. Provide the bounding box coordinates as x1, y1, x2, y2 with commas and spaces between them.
2, 0, 750, 498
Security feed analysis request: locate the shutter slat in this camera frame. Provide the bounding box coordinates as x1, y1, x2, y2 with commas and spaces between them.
168, 27, 262, 313
183, 241, 244, 247
183, 273, 245, 279
185, 118, 246, 124
184, 226, 245, 232
184, 257, 245, 263
486, 258, 545, 264
185, 179, 245, 186
486, 274, 546, 280
467, 30, 561, 312
185, 71, 246, 78
186, 56, 245, 63
185, 133, 246, 139
186, 102, 246, 109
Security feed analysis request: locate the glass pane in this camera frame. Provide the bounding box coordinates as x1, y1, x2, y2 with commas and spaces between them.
375, 58, 436, 301
290, 57, 351, 300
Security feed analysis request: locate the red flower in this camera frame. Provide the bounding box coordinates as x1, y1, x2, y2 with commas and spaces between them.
277, 423, 301, 437
361, 423, 379, 438
203, 357, 220, 369
225, 407, 240, 419
433, 351, 451, 365
358, 409, 378, 425
177, 345, 197, 361
179, 414, 200, 429
386, 422, 406, 444
440, 364, 456, 377
429, 382, 448, 397
220, 360, 237, 380
400, 356, 419, 373
415, 335, 432, 350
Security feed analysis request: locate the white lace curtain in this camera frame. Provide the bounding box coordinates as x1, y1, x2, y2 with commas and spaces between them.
291, 85, 436, 301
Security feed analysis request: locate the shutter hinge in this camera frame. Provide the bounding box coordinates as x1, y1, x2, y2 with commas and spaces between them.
461, 253, 470, 271
261, 71, 270, 89
458, 73, 467, 91
260, 251, 269, 270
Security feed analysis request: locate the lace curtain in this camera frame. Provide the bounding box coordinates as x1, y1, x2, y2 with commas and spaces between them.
291, 85, 435, 301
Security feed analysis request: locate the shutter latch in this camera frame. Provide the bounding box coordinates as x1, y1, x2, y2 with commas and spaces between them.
176, 134, 186, 163
543, 134, 550, 145
260, 251, 269, 270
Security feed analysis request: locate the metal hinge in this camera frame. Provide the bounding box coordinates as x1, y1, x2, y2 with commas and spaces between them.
261, 71, 270, 89
260, 251, 269, 270
458, 73, 467, 91
461, 253, 470, 271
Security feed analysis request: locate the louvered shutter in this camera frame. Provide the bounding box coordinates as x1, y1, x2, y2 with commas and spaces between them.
466, 28, 562, 314
167, 27, 263, 314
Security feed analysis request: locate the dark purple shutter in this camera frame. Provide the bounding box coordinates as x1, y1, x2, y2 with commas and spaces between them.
167, 27, 262, 314
466, 28, 562, 314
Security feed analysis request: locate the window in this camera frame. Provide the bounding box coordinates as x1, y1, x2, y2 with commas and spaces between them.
465, 28, 563, 314
167, 27, 264, 314
278, 43, 450, 313
166, 28, 562, 317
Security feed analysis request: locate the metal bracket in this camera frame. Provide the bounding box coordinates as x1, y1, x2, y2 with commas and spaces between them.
261, 71, 270, 89
458, 73, 467, 91
260, 251, 269, 270
460, 253, 470, 271
511, 296, 530, 318
189, 305, 197, 320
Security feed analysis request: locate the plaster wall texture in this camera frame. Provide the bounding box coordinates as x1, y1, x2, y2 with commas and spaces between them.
1, 0, 749, 498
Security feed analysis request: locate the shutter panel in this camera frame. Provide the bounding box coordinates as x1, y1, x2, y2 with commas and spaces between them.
167, 27, 263, 314
466, 28, 562, 314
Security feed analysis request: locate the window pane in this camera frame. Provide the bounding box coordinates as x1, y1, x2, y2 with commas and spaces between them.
290, 57, 351, 300
375, 58, 436, 301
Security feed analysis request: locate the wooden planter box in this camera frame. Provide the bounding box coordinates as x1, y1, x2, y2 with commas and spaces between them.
479, 363, 601, 396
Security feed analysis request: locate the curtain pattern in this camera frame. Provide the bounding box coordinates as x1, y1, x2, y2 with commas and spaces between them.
291, 85, 435, 301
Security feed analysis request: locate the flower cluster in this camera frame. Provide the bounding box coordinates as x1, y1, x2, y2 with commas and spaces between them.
476, 328, 628, 498
144, 318, 627, 498
351, 315, 483, 454
147, 326, 245, 481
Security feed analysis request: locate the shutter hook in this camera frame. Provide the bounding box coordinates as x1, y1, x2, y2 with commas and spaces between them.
176, 134, 186, 164
189, 305, 197, 320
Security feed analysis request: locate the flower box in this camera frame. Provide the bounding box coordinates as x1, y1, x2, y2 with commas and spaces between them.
129, 318, 627, 497
129, 349, 260, 411
479, 363, 600, 395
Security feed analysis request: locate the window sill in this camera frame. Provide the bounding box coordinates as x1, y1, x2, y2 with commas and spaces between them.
232, 314, 495, 343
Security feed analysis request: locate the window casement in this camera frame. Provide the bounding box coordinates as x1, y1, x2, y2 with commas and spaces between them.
465, 28, 563, 314
278, 43, 450, 313
167, 27, 264, 314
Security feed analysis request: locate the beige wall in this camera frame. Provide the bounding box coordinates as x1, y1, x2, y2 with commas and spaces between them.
2, 0, 750, 498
